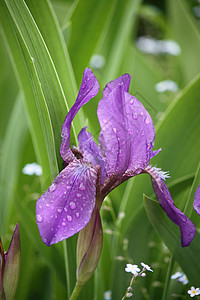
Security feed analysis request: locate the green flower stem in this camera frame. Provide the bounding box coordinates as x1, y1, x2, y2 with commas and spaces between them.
69, 282, 83, 300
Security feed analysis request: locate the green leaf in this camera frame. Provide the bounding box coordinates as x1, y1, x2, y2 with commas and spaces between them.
144, 194, 200, 286
0, 1, 58, 186
168, 0, 200, 85
0, 95, 28, 232
68, 0, 118, 83
103, 0, 141, 81
2, 0, 76, 159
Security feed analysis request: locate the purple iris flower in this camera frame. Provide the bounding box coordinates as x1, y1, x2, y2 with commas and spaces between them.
36, 68, 195, 247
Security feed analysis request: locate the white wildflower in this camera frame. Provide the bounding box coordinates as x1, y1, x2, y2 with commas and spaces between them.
22, 163, 42, 176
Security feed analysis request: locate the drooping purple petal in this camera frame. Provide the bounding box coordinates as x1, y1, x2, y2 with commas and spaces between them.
36, 160, 98, 246
60, 68, 99, 163
151, 177, 196, 247
193, 185, 200, 215
78, 127, 105, 182
103, 74, 131, 97
97, 78, 156, 180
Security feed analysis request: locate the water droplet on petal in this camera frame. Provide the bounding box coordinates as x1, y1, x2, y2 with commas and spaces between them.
145, 117, 150, 124
49, 183, 57, 192
57, 208, 62, 213
76, 212, 80, 218
113, 127, 117, 134
79, 183, 86, 191
141, 131, 145, 136
129, 99, 134, 105
67, 215, 72, 222
77, 193, 81, 198
46, 203, 50, 207
64, 207, 68, 212
62, 222, 66, 226
133, 112, 138, 120
36, 214, 43, 223
82, 80, 86, 89
69, 202, 76, 210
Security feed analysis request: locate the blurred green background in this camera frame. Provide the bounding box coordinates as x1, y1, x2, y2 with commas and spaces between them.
0, 0, 200, 299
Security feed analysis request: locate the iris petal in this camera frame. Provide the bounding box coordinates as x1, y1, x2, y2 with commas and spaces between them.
60, 68, 99, 163
36, 160, 98, 246
193, 184, 200, 215
78, 127, 105, 182
103, 73, 131, 97
97, 78, 155, 179
152, 178, 196, 247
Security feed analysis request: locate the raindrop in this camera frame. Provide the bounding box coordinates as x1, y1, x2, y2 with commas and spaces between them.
129, 99, 134, 105
57, 208, 62, 213
133, 112, 138, 120
64, 207, 68, 212
46, 203, 50, 207
113, 127, 117, 134
69, 202, 76, 210
49, 183, 57, 192
145, 117, 150, 125
36, 214, 43, 223
61, 132, 65, 137
39, 205, 42, 210
76, 212, 80, 218
141, 131, 145, 136
79, 183, 86, 191
82, 81, 86, 89
67, 215, 72, 222
77, 193, 81, 198
62, 222, 66, 226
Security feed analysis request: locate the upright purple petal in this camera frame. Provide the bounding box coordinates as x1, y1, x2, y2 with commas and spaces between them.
193, 185, 200, 215
78, 127, 105, 182
103, 74, 131, 97
60, 68, 99, 163
97, 79, 155, 179
151, 177, 196, 247
36, 160, 98, 246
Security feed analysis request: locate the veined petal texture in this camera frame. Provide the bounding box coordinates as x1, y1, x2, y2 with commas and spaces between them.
97, 75, 155, 179
78, 127, 105, 182
36, 160, 98, 246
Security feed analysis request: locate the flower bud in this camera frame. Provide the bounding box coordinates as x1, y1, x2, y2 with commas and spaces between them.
76, 206, 103, 285
0, 224, 21, 300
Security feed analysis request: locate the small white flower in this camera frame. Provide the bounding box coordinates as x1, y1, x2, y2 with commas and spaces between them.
136, 36, 181, 56
171, 272, 183, 279
155, 80, 179, 93
178, 274, 189, 285
104, 290, 112, 300
22, 163, 42, 176
188, 286, 200, 297
90, 54, 105, 69
141, 262, 153, 272
125, 264, 140, 275
126, 292, 133, 298
171, 272, 189, 285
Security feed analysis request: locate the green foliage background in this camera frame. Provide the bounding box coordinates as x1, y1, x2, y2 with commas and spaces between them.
0, 0, 200, 299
